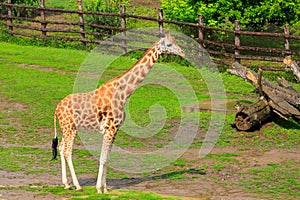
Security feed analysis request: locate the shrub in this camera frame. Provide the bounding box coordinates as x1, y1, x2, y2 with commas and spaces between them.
83, 0, 128, 39
6, 0, 39, 17
161, 0, 300, 31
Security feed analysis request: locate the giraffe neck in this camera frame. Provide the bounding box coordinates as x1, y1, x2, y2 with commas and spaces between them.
115, 44, 161, 101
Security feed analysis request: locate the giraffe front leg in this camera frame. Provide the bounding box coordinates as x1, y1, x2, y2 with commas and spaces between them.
96, 158, 107, 194
102, 164, 109, 193
96, 134, 113, 194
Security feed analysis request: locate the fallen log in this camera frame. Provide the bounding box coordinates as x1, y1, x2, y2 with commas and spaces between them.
231, 97, 272, 131
228, 61, 300, 131
228, 62, 300, 107
276, 77, 297, 92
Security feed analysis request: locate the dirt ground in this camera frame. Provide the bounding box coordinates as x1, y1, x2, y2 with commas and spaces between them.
0, 146, 298, 200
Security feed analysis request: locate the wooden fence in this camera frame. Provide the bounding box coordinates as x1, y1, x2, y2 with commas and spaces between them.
0, 0, 299, 64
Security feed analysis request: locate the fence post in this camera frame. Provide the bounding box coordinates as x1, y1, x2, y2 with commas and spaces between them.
158, 8, 164, 35
120, 4, 127, 54
40, 0, 47, 37
284, 24, 290, 57
77, 0, 86, 46
198, 14, 204, 45
7, 0, 13, 32
234, 20, 241, 63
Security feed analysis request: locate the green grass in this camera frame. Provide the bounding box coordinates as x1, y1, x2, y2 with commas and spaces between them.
0, 146, 54, 173
205, 153, 240, 172
173, 158, 186, 167
152, 168, 206, 181
0, 41, 300, 199
1, 41, 299, 148
0, 42, 86, 70
7, 186, 181, 200
211, 164, 225, 171
0, 146, 98, 175
0, 62, 74, 143
206, 153, 240, 163
240, 161, 300, 199
46, 0, 77, 9
0, 41, 207, 146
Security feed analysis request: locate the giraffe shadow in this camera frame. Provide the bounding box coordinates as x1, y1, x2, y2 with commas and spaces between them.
79, 168, 206, 189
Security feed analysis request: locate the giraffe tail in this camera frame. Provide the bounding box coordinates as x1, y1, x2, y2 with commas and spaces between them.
51, 111, 58, 161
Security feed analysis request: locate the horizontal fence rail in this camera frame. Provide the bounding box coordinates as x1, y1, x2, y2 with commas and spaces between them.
0, 0, 299, 64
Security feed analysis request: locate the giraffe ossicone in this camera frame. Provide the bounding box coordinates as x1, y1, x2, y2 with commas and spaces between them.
51, 33, 185, 193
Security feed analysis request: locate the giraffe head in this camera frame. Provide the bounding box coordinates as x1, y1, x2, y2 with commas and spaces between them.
157, 33, 185, 57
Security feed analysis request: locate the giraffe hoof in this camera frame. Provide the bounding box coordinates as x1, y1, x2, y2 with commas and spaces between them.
97, 186, 110, 194
97, 189, 103, 194
76, 188, 83, 192
64, 184, 71, 190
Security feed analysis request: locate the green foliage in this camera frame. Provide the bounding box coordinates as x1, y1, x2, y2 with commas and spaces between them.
161, 0, 197, 23
2, 0, 40, 18
0, 23, 92, 49
290, 21, 300, 36
161, 0, 300, 31
83, 0, 128, 39
11, 0, 39, 4
0, 0, 38, 4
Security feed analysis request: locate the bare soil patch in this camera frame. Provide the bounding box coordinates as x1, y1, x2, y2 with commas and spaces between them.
14, 62, 77, 74
0, 190, 58, 200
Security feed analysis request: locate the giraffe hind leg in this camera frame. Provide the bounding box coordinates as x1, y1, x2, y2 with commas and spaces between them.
63, 130, 82, 191
65, 154, 82, 191
59, 141, 71, 190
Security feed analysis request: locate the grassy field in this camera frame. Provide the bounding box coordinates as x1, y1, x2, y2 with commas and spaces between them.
0, 41, 300, 199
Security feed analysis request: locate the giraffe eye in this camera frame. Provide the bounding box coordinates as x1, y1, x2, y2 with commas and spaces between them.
167, 43, 172, 47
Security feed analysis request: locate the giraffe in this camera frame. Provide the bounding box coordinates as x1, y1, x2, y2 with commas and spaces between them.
51, 33, 185, 194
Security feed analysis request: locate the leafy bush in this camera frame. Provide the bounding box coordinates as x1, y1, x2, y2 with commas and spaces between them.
0, 0, 39, 17
83, 0, 128, 39
290, 21, 300, 36
161, 0, 300, 31
11, 0, 39, 5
